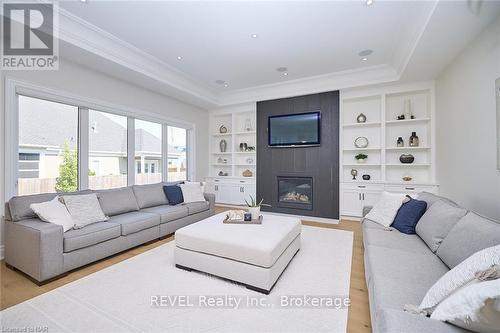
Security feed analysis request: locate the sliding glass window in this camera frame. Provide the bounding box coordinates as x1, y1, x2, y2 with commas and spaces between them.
135, 119, 162, 185
18, 96, 79, 195
88, 110, 128, 189
167, 126, 187, 181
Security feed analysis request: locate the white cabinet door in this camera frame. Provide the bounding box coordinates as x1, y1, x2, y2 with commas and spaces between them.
342, 189, 362, 217
362, 191, 382, 208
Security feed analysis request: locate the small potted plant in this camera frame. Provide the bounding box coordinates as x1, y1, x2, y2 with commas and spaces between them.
244, 195, 271, 220
355, 153, 368, 164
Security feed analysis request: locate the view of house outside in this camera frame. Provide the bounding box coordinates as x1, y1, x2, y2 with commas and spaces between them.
17, 95, 187, 195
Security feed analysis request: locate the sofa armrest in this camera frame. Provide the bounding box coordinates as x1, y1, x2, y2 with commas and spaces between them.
5, 218, 64, 282
362, 206, 373, 217
204, 193, 216, 214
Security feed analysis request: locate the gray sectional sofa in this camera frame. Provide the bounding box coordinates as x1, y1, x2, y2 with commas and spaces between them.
362, 192, 500, 333
4, 183, 215, 284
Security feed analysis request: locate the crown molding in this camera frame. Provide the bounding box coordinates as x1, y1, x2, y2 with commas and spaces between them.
53, 3, 437, 108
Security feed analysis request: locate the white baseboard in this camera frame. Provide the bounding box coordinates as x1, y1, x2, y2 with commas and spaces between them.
0, 245, 4, 260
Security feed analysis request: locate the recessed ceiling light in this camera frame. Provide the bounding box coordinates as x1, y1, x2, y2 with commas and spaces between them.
251, 33, 258, 38
365, 0, 374, 6
276, 67, 288, 73
362, 57, 368, 61
283, 72, 288, 76
223, 83, 229, 87
80, 0, 88, 3
177, 56, 182, 60
215, 80, 226, 85
358, 49, 373, 57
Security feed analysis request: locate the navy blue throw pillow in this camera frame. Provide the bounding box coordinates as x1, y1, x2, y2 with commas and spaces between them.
392, 196, 427, 234
163, 185, 184, 205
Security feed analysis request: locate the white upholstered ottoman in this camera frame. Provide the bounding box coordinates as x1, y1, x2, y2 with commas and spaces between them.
174, 212, 301, 294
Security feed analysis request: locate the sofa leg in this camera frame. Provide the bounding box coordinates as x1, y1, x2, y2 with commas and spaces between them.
175, 264, 193, 272
246, 284, 271, 295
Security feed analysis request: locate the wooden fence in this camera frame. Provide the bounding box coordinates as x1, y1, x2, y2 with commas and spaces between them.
18, 170, 186, 195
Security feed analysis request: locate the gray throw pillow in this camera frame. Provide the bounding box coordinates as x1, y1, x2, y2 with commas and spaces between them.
61, 193, 107, 229
437, 212, 500, 268
96, 187, 139, 216
132, 183, 168, 208
416, 200, 468, 252
417, 192, 458, 209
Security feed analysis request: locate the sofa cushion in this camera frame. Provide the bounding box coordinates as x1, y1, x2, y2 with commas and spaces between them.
375, 308, 468, 333
8, 190, 92, 222
364, 245, 449, 287
96, 187, 139, 216
417, 192, 458, 209
415, 200, 468, 252
141, 205, 188, 223
63, 222, 121, 252
132, 183, 168, 209
183, 201, 210, 215
362, 218, 390, 230
363, 228, 430, 255
391, 196, 427, 234
163, 185, 184, 205
436, 212, 500, 268
107, 211, 160, 236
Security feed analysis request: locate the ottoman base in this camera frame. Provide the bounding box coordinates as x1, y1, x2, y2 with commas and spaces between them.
175, 234, 301, 294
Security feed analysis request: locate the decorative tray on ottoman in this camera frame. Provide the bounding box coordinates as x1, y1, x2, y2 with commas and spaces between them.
223, 210, 263, 224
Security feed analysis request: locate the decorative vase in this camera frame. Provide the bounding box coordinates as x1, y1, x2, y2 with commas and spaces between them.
242, 169, 253, 177
219, 139, 227, 152
357, 158, 366, 164
362, 174, 371, 180
409, 132, 419, 147
400, 154, 415, 164
397, 137, 404, 147
356, 113, 367, 123
244, 119, 252, 131
219, 125, 228, 134
350, 169, 358, 180
247, 206, 260, 220
404, 99, 412, 120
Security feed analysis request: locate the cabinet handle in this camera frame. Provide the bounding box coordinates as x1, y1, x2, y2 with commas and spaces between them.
405, 187, 415, 190
357, 185, 366, 188
363, 193, 365, 200
215, 185, 218, 191
240, 181, 245, 183
359, 193, 361, 200
214, 180, 219, 182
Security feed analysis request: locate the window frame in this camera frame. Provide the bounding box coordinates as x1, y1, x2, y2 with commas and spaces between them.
5, 78, 195, 198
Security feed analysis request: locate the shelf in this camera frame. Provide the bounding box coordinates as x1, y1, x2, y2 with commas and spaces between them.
211, 163, 231, 166
386, 118, 430, 125
234, 164, 256, 166
212, 133, 232, 136
212, 152, 232, 155
386, 163, 431, 167
386, 146, 430, 151
234, 151, 256, 154
343, 164, 381, 167
343, 122, 381, 128
234, 131, 256, 135
343, 147, 381, 152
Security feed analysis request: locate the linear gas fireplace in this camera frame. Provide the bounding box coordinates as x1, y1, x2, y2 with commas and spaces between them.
277, 176, 313, 210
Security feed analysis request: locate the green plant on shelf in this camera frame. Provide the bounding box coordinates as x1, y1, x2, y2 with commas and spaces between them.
355, 153, 368, 160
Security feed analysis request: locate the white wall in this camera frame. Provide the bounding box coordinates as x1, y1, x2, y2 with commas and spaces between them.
435, 16, 500, 221
0, 58, 210, 257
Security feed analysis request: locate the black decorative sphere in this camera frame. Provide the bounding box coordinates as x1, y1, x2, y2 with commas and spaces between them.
399, 154, 415, 164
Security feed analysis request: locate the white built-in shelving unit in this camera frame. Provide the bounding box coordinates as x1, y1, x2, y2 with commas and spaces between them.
340, 82, 438, 218
205, 107, 257, 205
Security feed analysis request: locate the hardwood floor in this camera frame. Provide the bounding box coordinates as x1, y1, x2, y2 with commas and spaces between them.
0, 208, 371, 333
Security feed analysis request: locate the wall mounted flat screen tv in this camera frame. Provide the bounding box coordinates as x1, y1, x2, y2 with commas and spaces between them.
268, 111, 321, 147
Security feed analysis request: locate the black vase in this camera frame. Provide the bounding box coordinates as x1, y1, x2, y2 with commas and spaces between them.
362, 175, 371, 180
399, 154, 415, 164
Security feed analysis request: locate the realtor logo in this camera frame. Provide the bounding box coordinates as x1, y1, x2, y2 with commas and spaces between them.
1, 1, 59, 70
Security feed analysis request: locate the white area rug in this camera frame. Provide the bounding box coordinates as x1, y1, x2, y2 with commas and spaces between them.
1, 226, 353, 333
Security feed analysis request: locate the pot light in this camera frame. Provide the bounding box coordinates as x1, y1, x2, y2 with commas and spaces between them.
283, 72, 288, 76
80, 0, 88, 3
362, 57, 368, 61
365, 0, 374, 6
223, 83, 229, 87
251, 33, 258, 38
177, 56, 182, 60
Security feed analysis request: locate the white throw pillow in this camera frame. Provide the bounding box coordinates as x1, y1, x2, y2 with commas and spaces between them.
364, 192, 407, 227
420, 245, 500, 310
61, 193, 107, 229
30, 196, 75, 232
179, 183, 206, 203
431, 279, 500, 333
185, 181, 205, 193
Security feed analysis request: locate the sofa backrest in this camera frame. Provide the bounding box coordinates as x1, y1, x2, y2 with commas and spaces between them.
416, 192, 458, 209
7, 190, 92, 222
95, 187, 139, 216
132, 183, 168, 209
437, 212, 500, 268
